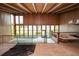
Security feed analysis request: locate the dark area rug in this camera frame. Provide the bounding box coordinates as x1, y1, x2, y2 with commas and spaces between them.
2, 45, 36, 56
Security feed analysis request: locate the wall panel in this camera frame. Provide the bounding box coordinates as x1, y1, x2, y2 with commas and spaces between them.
0, 12, 12, 43
23, 13, 58, 25
60, 8, 79, 32
60, 8, 79, 24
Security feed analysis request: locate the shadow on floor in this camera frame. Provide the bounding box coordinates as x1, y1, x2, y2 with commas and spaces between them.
2, 45, 36, 56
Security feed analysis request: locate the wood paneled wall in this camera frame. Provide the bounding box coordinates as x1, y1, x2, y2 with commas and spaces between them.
60, 8, 79, 24
23, 13, 58, 25
0, 12, 12, 43
59, 8, 79, 32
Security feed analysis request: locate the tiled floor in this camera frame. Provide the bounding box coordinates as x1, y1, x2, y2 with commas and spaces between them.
33, 43, 79, 56
1, 41, 79, 56
0, 43, 16, 55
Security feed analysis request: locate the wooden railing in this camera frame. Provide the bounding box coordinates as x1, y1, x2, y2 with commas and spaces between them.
0, 32, 77, 44
0, 35, 36, 44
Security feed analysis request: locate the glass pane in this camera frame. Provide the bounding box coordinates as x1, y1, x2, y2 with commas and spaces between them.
16, 25, 19, 35
46, 25, 50, 37
55, 25, 58, 32
46, 25, 50, 30
25, 31, 28, 35
29, 31, 32, 36
33, 25, 36, 30
16, 31, 19, 35
24, 26, 28, 30
20, 31, 23, 35
51, 25, 54, 32
11, 14, 14, 24
16, 26, 19, 30
42, 25, 45, 30
46, 31, 50, 37
24, 26, 28, 35
11, 25, 14, 35
29, 25, 32, 37
38, 25, 41, 30
33, 25, 37, 37
29, 25, 32, 30
20, 26, 23, 35
16, 16, 19, 24
20, 16, 23, 24
42, 31, 45, 36
33, 31, 37, 35
42, 25, 45, 37
37, 25, 41, 36
20, 25, 23, 30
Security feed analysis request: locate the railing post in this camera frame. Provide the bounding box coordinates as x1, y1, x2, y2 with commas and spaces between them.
57, 32, 60, 44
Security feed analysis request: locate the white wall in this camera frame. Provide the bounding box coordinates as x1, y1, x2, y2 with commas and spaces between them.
60, 25, 79, 32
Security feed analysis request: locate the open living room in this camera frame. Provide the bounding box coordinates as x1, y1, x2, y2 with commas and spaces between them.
0, 3, 79, 56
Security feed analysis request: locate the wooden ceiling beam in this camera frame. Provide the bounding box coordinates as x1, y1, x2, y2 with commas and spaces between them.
32, 3, 37, 13
0, 8, 15, 14
42, 3, 47, 13
2, 3, 25, 13
55, 5, 79, 14
0, 9, 21, 14
47, 3, 63, 13
0, 6, 21, 14
54, 3, 77, 13
16, 3, 32, 13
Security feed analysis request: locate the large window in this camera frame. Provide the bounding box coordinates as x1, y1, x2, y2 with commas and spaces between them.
20, 25, 23, 35
15, 16, 24, 35
33, 25, 37, 37
29, 25, 32, 37
13, 15, 58, 37
11, 14, 14, 24
24, 26, 28, 36
42, 25, 45, 36
51, 25, 54, 32
15, 16, 23, 24
46, 25, 50, 37
19, 16, 23, 24
16, 16, 19, 24
15, 25, 58, 37
11, 14, 14, 35
55, 25, 58, 32
37, 25, 41, 37
16, 25, 19, 35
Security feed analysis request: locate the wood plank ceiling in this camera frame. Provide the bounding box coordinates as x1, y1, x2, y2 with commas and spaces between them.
0, 3, 78, 14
